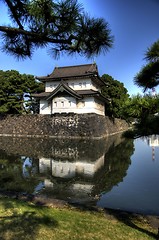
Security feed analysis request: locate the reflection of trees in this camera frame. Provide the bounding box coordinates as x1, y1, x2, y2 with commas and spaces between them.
92, 138, 134, 196
0, 150, 39, 194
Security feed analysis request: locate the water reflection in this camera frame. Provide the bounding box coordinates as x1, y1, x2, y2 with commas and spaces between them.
98, 135, 159, 215
0, 134, 133, 205
1, 134, 158, 214
0, 151, 39, 194
145, 134, 159, 161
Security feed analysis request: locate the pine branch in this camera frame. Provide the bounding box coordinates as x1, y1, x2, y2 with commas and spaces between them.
0, 25, 72, 44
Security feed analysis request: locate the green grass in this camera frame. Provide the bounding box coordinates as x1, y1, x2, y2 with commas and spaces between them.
0, 197, 157, 240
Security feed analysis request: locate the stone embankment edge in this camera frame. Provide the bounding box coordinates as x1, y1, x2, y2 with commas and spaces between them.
0, 113, 130, 139
0, 130, 128, 139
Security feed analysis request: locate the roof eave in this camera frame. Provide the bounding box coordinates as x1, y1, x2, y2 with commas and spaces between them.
35, 73, 96, 82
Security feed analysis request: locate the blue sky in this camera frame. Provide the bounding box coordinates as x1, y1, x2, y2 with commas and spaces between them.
0, 0, 159, 95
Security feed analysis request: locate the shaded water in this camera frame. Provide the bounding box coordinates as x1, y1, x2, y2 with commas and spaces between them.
0, 134, 159, 215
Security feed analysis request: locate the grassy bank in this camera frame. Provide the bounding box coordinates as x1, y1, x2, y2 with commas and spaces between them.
0, 197, 158, 240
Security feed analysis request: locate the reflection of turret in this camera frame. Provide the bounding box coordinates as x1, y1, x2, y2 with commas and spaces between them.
146, 135, 159, 161
39, 155, 104, 178
39, 153, 105, 202
37, 135, 133, 203
44, 178, 95, 203
147, 135, 159, 147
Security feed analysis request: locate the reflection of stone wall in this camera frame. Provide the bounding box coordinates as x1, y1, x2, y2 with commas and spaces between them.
0, 113, 129, 139
0, 133, 124, 159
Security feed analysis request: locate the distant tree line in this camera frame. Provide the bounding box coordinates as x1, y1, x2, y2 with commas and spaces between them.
0, 70, 44, 114
101, 74, 159, 122
1, 68, 159, 125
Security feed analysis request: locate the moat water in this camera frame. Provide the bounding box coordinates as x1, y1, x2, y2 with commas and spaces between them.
0, 133, 159, 215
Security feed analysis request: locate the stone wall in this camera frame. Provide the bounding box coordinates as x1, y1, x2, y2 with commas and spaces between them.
0, 113, 129, 139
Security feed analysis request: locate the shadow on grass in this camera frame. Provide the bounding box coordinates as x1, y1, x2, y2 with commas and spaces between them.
104, 208, 159, 240
0, 198, 58, 240
69, 202, 158, 239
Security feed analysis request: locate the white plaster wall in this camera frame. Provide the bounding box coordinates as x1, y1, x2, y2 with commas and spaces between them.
67, 78, 98, 91
45, 78, 99, 92
45, 81, 59, 92
52, 96, 77, 114
94, 99, 105, 116
40, 96, 105, 115
75, 97, 105, 116
40, 100, 51, 114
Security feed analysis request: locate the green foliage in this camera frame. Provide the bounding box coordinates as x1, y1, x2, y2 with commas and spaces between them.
145, 40, 159, 62
122, 94, 159, 122
124, 115, 159, 138
0, 0, 114, 59
134, 62, 159, 92
101, 74, 129, 119
0, 70, 44, 114
122, 93, 159, 137
134, 40, 159, 92
135, 115, 159, 136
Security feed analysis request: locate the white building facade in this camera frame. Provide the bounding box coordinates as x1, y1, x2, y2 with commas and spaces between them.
33, 63, 107, 116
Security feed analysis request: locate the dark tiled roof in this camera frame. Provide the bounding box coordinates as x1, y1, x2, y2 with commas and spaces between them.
36, 63, 98, 81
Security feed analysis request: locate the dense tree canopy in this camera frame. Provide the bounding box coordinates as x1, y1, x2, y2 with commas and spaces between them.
122, 94, 159, 122
101, 74, 129, 119
0, 70, 44, 114
0, 0, 114, 59
134, 40, 159, 92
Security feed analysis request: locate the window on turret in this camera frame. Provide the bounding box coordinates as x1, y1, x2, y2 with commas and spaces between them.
54, 101, 57, 107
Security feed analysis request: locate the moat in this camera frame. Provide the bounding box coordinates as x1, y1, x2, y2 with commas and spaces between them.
0, 133, 159, 215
